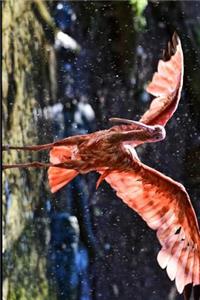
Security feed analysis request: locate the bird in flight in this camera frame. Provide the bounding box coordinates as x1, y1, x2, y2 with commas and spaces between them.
3, 33, 200, 296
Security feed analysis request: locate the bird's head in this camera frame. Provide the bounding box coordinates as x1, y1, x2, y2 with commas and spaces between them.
146, 125, 166, 143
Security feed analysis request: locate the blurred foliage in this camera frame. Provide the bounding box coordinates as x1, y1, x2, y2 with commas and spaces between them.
129, 0, 147, 30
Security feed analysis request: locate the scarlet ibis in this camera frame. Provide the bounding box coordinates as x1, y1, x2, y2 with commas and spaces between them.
3, 33, 200, 296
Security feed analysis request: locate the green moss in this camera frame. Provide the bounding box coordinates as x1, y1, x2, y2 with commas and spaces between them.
4, 222, 52, 300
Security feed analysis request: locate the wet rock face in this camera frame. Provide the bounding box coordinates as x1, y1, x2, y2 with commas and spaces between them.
3, 1, 200, 300
2, 1, 55, 299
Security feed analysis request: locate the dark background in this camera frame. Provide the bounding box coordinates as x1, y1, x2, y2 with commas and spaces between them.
2, 1, 200, 300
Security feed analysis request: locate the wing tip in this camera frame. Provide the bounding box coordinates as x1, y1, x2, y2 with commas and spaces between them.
163, 32, 181, 62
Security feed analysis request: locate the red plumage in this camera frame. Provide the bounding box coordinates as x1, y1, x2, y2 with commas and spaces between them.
47, 33, 199, 293
3, 33, 200, 295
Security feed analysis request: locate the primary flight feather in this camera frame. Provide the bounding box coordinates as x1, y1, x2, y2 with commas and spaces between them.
140, 32, 183, 126
3, 33, 200, 295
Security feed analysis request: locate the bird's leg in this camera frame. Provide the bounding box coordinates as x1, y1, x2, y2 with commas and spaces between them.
3, 159, 85, 170
2, 143, 55, 152
2, 135, 87, 152
3, 162, 52, 170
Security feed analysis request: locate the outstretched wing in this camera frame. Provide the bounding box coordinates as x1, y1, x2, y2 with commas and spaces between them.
140, 33, 184, 126
104, 162, 200, 293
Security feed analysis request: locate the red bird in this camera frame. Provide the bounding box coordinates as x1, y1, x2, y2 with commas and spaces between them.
3, 33, 200, 295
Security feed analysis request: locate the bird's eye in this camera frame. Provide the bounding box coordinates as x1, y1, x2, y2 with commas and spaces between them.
155, 135, 161, 140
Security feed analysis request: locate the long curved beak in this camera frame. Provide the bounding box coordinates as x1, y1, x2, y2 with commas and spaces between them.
109, 117, 137, 125
109, 117, 152, 131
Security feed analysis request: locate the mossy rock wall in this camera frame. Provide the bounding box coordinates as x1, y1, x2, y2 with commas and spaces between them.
2, 1, 55, 299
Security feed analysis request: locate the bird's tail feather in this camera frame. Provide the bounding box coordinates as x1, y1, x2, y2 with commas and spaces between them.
48, 146, 78, 193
